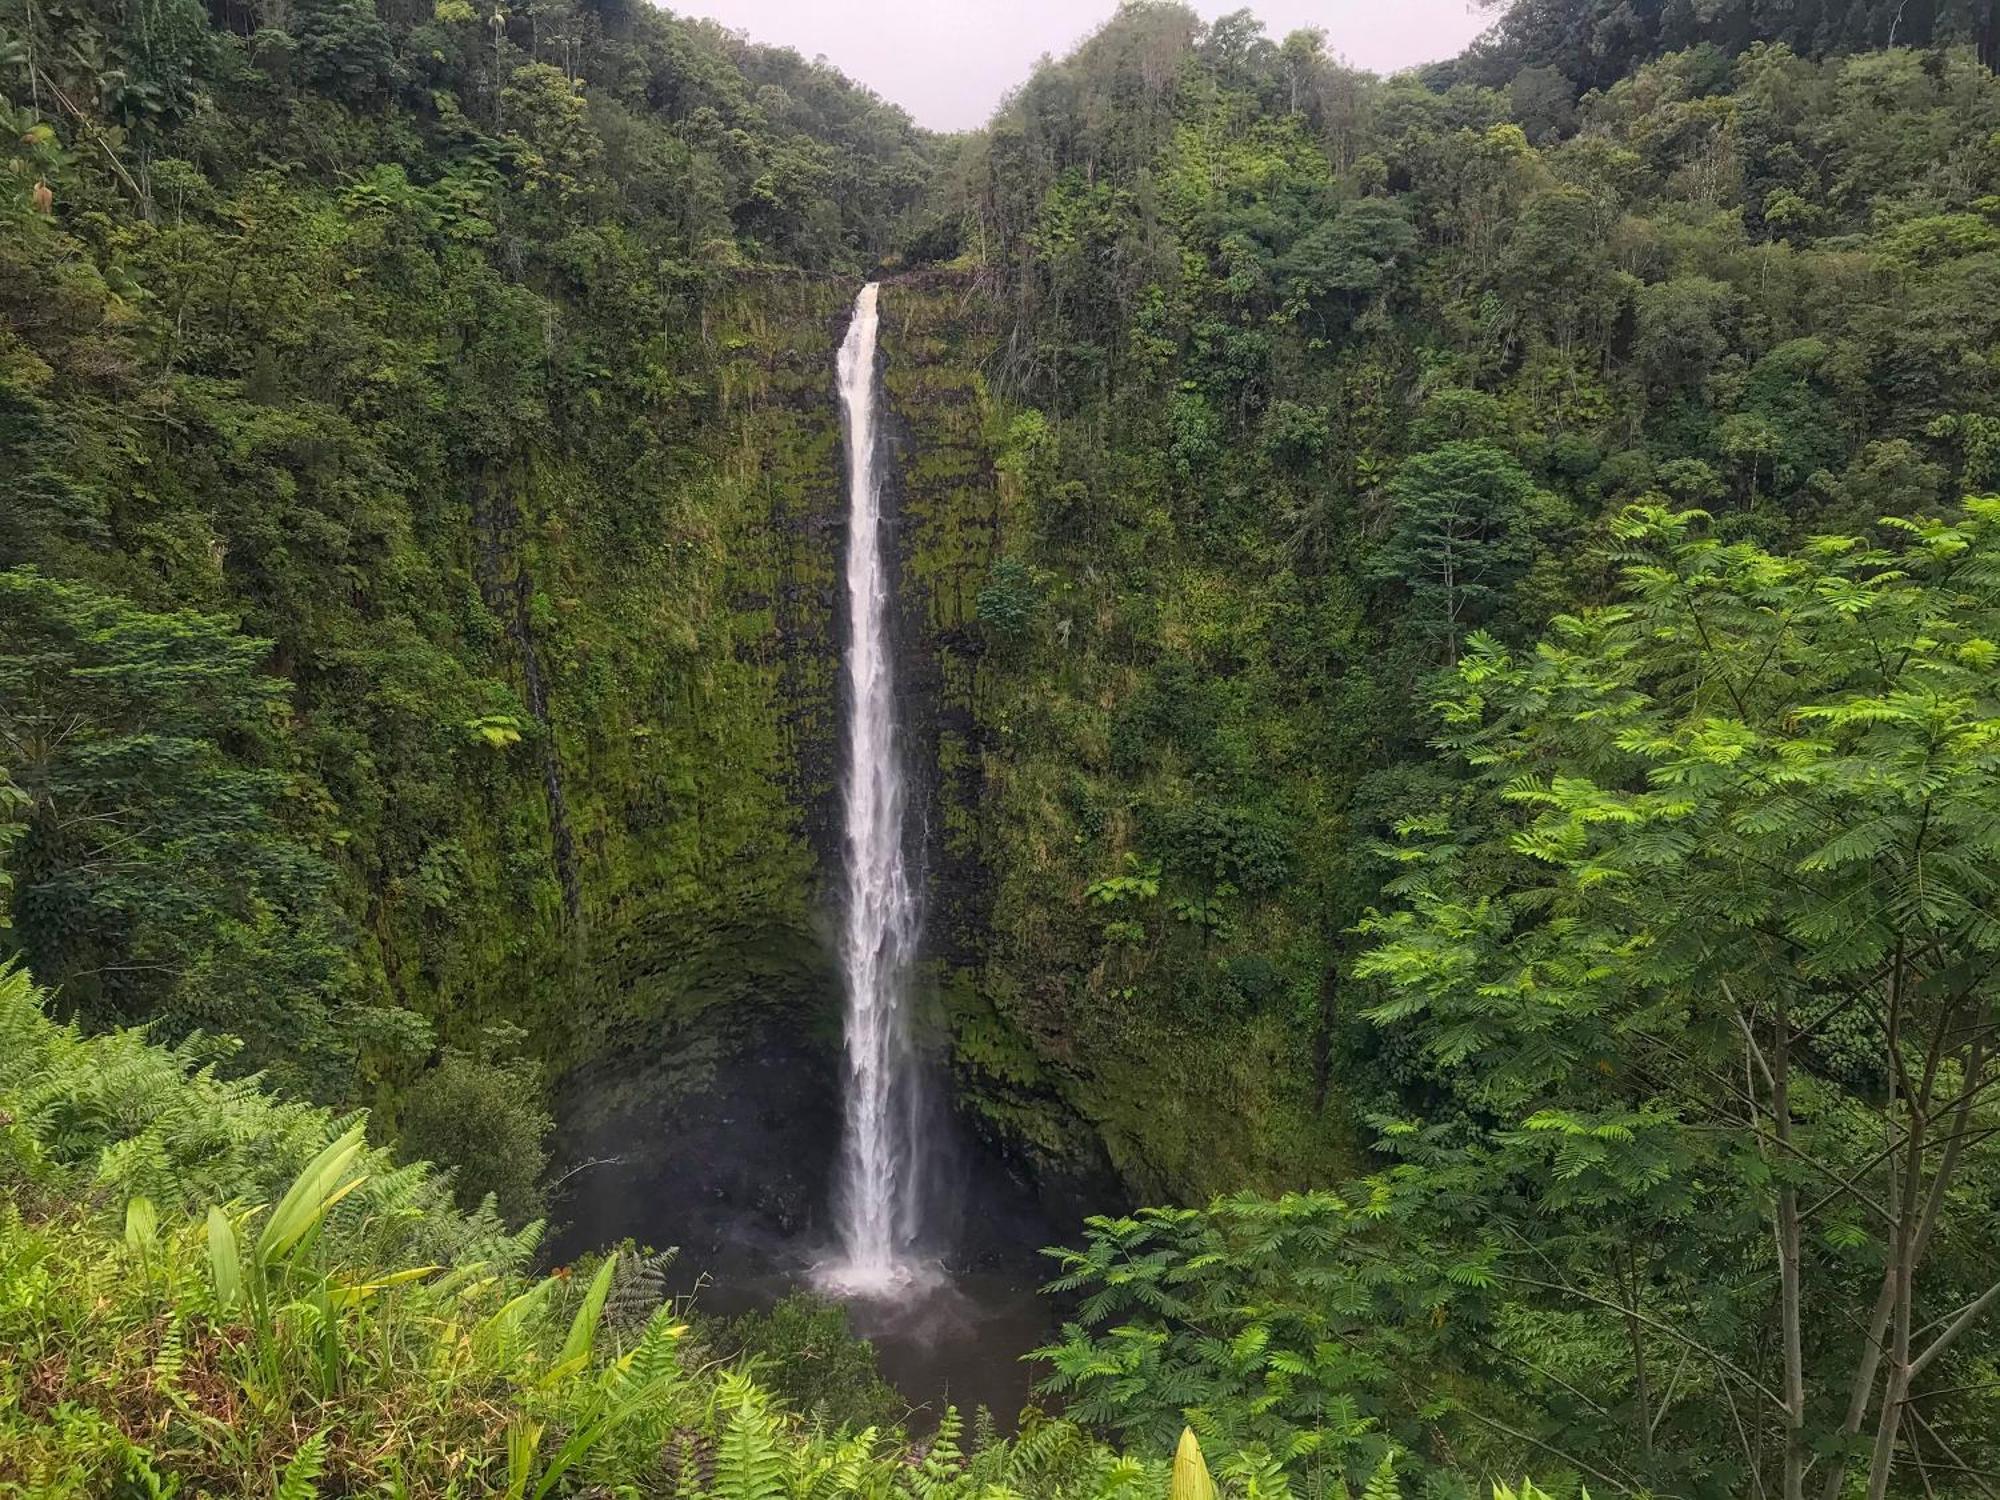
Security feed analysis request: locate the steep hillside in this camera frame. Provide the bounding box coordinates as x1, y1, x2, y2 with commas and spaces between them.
0, 0, 922, 1204
890, 5, 2000, 1203
8, 3, 2000, 1495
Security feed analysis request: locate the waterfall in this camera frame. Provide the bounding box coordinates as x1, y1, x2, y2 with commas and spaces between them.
822, 282, 929, 1293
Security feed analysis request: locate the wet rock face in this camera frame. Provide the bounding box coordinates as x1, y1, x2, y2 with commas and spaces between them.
873, 276, 1129, 1210
547, 1009, 845, 1270
545, 274, 1120, 1282
544, 987, 1063, 1281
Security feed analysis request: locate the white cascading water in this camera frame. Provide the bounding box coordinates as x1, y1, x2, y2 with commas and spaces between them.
821, 282, 928, 1294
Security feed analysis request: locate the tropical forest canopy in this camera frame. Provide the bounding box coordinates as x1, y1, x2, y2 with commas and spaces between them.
3, 0, 2000, 1495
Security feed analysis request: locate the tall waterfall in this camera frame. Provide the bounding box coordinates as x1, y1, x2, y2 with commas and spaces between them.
823, 282, 927, 1293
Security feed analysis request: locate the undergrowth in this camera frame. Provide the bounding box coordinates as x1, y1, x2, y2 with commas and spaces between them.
0, 965, 1171, 1497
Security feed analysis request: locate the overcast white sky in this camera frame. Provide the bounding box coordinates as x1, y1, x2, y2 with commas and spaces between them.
668, 1, 1493, 132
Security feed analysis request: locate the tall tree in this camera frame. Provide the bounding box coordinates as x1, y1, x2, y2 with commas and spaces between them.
1360, 501, 2000, 1498
0, 569, 377, 1093
1368, 441, 1544, 663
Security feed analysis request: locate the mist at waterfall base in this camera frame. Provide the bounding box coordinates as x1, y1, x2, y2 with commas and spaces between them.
545, 284, 1063, 1425
547, 1025, 1059, 1425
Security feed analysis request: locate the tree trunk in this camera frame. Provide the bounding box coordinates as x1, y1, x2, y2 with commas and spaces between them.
1773, 1002, 1807, 1500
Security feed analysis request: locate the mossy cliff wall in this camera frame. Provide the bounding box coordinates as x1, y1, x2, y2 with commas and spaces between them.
396, 272, 856, 1103
876, 276, 1353, 1206
542, 269, 1350, 1214
535, 273, 851, 1059
536, 273, 856, 1247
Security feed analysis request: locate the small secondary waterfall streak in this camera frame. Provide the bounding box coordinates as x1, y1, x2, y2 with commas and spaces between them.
826, 282, 925, 1291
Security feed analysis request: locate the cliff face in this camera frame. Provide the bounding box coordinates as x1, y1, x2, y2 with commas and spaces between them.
557, 268, 1130, 1219
873, 275, 1123, 1203
0, 0, 978, 1228
3, 174, 866, 1113
536, 274, 853, 1256
3, 0, 1347, 1243
872, 273, 1356, 1207
380, 275, 856, 1086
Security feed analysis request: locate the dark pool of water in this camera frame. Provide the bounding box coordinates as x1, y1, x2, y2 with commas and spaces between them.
546, 1012, 1071, 1426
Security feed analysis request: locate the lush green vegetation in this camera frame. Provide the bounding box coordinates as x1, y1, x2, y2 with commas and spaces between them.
0, 965, 1164, 1495
1036, 504, 2000, 1497
929, 2, 2000, 1204
0, 964, 1536, 1496
0, 0, 928, 1196
908, 12, 2000, 1492
8, 0, 2000, 1492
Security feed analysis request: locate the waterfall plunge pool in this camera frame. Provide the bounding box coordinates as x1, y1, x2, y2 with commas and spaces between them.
544, 1005, 1070, 1431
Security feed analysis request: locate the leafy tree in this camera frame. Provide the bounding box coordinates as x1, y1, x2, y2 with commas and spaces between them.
1035, 1192, 1481, 1496
395, 1022, 552, 1221
976, 556, 1044, 644
1368, 442, 1545, 662
0, 766, 25, 933
1499, 185, 1621, 359
292, 0, 400, 104
1359, 501, 2000, 1499
1279, 197, 1415, 328
1631, 275, 1734, 395
0, 569, 389, 1094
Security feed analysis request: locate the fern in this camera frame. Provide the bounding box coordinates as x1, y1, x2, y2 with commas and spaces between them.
1219, 1444, 1293, 1500
710, 1374, 788, 1500
612, 1304, 688, 1396
797, 1428, 890, 1500
604, 1246, 677, 1334
152, 1312, 185, 1384
1359, 1452, 1399, 1500
274, 1430, 328, 1500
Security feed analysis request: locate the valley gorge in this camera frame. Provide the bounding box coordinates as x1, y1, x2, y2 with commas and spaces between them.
10, 0, 2000, 1494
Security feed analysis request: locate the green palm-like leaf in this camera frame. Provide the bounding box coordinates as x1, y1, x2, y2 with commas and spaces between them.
257, 1125, 368, 1266
206, 1206, 241, 1311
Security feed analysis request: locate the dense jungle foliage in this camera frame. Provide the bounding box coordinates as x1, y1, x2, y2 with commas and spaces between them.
0, 964, 1257, 1497
6, 0, 2000, 1493
0, 0, 932, 1214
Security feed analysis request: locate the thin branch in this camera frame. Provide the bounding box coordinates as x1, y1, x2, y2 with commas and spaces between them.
1450, 1405, 1645, 1497
1649, 1343, 1694, 1444
1908, 1407, 2000, 1500
1498, 1273, 1788, 1408
1906, 1279, 2000, 1383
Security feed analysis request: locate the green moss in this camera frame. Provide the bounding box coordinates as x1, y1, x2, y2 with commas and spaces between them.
877, 276, 1356, 1201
